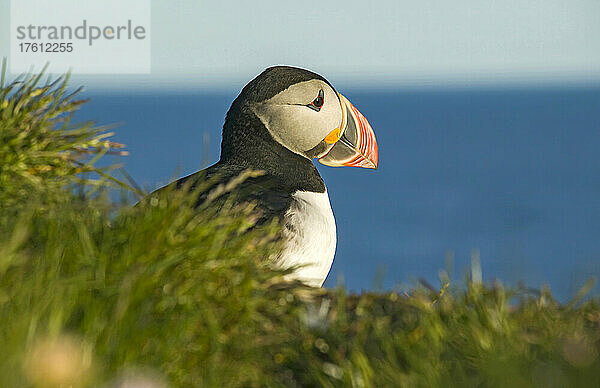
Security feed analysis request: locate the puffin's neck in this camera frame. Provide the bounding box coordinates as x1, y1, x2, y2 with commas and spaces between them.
219, 107, 326, 193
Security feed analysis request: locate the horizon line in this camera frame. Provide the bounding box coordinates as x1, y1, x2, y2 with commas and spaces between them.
7, 67, 600, 93
72, 72, 600, 93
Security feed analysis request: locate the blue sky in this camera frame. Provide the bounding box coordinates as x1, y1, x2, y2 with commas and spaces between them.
1, 0, 599, 89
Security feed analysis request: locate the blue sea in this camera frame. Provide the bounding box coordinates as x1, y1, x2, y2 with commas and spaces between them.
77, 87, 600, 299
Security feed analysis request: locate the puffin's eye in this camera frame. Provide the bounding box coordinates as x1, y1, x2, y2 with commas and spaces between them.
308, 89, 324, 111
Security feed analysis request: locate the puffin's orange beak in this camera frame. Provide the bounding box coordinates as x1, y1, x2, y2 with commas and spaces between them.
318, 93, 378, 169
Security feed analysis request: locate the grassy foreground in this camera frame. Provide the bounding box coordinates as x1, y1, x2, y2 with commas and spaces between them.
1, 68, 600, 388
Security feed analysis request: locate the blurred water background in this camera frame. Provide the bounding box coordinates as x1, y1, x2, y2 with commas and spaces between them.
76, 86, 600, 300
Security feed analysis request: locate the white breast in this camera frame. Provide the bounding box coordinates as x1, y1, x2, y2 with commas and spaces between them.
276, 190, 337, 287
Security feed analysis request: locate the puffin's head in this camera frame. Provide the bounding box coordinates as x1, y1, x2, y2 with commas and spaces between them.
223, 66, 378, 169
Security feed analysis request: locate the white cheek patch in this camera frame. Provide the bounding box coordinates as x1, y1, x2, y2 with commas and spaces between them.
252, 80, 342, 156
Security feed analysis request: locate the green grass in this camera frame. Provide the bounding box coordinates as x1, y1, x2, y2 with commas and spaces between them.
1, 65, 599, 387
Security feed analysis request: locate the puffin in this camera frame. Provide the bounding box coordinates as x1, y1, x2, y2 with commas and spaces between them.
151, 66, 378, 287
